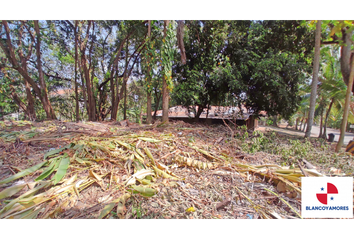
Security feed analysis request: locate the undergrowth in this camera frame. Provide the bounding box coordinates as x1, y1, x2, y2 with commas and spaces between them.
238, 128, 354, 175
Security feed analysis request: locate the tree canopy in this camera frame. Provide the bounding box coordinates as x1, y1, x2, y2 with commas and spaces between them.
0, 20, 326, 123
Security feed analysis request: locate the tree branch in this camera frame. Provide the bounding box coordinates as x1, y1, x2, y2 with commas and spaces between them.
321, 40, 339, 45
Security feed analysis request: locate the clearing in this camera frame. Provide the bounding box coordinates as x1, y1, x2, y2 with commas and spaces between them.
0, 120, 353, 219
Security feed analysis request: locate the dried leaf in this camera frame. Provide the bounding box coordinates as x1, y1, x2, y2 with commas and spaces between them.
117, 193, 131, 218
138, 137, 162, 143
115, 140, 133, 150
44, 143, 74, 160
0, 183, 27, 200
189, 145, 222, 162
20, 208, 41, 219
130, 185, 157, 197
125, 169, 154, 186
144, 147, 156, 166
98, 193, 131, 219
89, 170, 103, 182
276, 181, 287, 193
264, 188, 302, 219
98, 202, 116, 219
175, 156, 217, 170
0, 161, 47, 185
153, 166, 178, 180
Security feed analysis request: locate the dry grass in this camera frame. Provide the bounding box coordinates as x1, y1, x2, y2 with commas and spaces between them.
0, 120, 352, 219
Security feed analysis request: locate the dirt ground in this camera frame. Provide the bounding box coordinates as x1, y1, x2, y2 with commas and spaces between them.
0, 120, 351, 219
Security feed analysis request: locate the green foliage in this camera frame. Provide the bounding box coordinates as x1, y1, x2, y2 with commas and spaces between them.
0, 20, 333, 124
172, 21, 231, 116
266, 118, 274, 126
225, 20, 315, 119
238, 131, 354, 173
161, 22, 177, 90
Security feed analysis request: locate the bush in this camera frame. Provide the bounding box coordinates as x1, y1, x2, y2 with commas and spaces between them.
238, 130, 354, 174
266, 118, 273, 126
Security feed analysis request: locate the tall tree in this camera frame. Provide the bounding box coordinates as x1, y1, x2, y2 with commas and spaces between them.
225, 20, 314, 120
161, 20, 171, 123
74, 21, 80, 122
318, 46, 345, 138
320, 21, 354, 150
173, 20, 230, 121
13, 22, 36, 120
33, 21, 56, 119
336, 49, 354, 151
146, 20, 153, 124
305, 20, 322, 138
0, 19, 56, 119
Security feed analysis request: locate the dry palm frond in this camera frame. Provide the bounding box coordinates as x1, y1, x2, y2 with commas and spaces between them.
174, 155, 218, 170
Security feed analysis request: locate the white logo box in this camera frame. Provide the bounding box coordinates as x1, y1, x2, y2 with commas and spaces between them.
301, 177, 353, 218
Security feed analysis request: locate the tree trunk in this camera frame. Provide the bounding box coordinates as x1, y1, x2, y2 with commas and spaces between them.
24, 79, 36, 120
123, 42, 129, 121
74, 21, 80, 122
295, 118, 299, 131
299, 119, 303, 131
272, 115, 278, 127
34, 21, 56, 120
322, 98, 334, 139
147, 94, 152, 123
302, 119, 307, 132
82, 54, 96, 121
17, 23, 36, 120
78, 59, 88, 118
0, 21, 56, 120
176, 20, 186, 65
340, 28, 353, 90
78, 21, 95, 121
123, 80, 127, 120
319, 107, 324, 138
162, 20, 170, 123
194, 105, 204, 122
111, 37, 143, 121
153, 91, 161, 120
305, 20, 321, 137
110, 75, 116, 120
10, 88, 28, 116
336, 50, 354, 152
146, 20, 153, 124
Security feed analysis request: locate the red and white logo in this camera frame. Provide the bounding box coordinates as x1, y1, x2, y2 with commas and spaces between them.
302, 177, 353, 218
316, 182, 338, 205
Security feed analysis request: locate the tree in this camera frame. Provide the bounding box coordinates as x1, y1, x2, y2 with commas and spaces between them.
336, 47, 354, 151
74, 21, 80, 122
305, 20, 322, 138
318, 46, 346, 138
146, 20, 153, 124
161, 20, 173, 123
49, 20, 147, 121
160, 20, 186, 123
320, 21, 354, 150
0, 21, 57, 120
225, 21, 314, 120
172, 20, 230, 121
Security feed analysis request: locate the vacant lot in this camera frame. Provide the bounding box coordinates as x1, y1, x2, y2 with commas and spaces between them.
0, 120, 353, 219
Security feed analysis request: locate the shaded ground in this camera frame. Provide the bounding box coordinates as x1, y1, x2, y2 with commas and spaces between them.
0, 120, 352, 219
